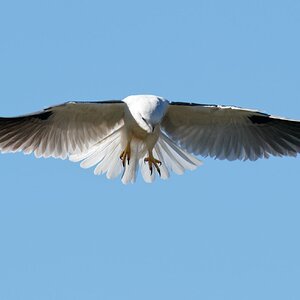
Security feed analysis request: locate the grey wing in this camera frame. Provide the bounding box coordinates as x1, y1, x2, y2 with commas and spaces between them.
0, 101, 125, 159
161, 102, 300, 161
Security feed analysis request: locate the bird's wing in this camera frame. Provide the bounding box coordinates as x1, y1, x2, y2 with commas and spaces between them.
161, 102, 300, 161
0, 101, 125, 159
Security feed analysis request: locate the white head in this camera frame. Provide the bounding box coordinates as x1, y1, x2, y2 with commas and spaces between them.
123, 95, 169, 132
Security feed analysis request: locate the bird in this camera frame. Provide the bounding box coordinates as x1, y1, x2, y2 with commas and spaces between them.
0, 94, 300, 184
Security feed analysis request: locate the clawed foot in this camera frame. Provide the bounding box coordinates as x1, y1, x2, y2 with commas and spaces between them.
120, 145, 162, 177
144, 156, 162, 176
120, 144, 131, 167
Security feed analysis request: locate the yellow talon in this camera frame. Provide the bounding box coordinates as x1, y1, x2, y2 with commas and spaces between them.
144, 155, 162, 176
120, 144, 131, 166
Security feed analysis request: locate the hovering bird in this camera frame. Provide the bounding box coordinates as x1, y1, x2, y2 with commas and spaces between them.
0, 95, 300, 183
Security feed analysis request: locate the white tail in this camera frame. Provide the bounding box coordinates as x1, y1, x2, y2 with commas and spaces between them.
70, 129, 202, 184
139, 133, 202, 183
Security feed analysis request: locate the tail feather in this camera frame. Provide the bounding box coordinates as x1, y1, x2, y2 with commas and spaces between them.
94, 139, 122, 177
69, 130, 202, 184
153, 147, 170, 180
121, 139, 145, 184
156, 134, 202, 175
82, 136, 119, 169
139, 158, 155, 183
70, 127, 125, 180
139, 133, 202, 183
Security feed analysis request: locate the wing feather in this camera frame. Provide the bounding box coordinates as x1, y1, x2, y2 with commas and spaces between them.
0, 101, 125, 159
162, 102, 300, 161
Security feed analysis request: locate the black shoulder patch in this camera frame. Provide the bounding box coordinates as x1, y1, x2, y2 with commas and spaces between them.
30, 110, 53, 121
96, 100, 123, 104
70, 100, 123, 104
170, 101, 217, 107
0, 110, 53, 123
248, 114, 272, 124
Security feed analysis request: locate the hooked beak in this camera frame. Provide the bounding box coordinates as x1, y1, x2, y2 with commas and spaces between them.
142, 117, 156, 133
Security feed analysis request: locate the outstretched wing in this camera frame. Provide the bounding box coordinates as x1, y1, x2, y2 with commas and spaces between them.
162, 102, 300, 161
0, 101, 125, 159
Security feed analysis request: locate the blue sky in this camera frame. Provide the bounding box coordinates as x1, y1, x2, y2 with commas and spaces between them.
1, 0, 300, 299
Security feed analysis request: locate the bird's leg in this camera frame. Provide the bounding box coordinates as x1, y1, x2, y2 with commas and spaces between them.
144, 150, 162, 176
120, 142, 131, 166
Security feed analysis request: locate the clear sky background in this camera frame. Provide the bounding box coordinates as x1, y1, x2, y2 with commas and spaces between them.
0, 1, 300, 299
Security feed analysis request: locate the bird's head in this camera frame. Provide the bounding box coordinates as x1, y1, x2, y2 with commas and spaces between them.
123, 95, 169, 133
